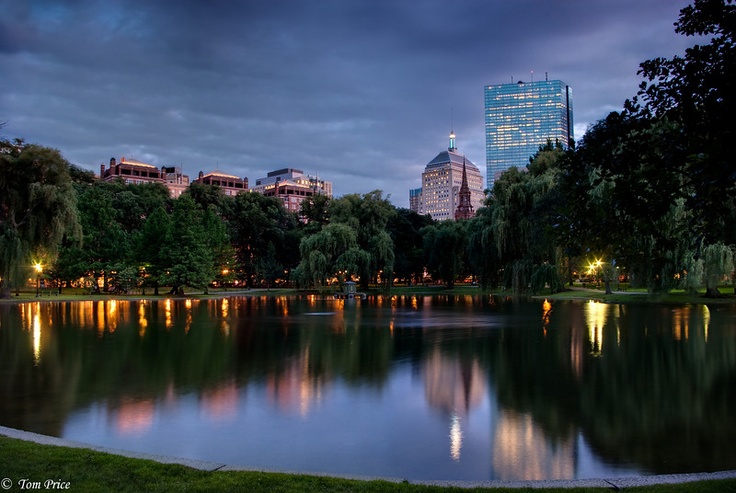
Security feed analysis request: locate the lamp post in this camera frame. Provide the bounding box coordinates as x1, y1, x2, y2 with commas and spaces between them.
33, 262, 43, 297
222, 268, 229, 290
587, 258, 603, 287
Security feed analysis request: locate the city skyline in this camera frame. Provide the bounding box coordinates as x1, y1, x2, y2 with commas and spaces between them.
2, 0, 694, 207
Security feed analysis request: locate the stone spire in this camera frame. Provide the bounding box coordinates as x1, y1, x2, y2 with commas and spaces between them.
454, 157, 474, 220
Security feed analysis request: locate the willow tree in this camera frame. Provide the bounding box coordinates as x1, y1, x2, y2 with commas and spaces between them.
294, 223, 369, 287
466, 206, 500, 289
421, 220, 467, 289
0, 141, 80, 297
329, 190, 396, 290
489, 143, 565, 293
702, 243, 734, 297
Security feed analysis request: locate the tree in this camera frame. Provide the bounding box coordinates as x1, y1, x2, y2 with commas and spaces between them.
294, 223, 367, 287
226, 192, 297, 288
702, 243, 734, 297
0, 142, 81, 297
69, 182, 130, 292
329, 191, 396, 290
557, 112, 695, 291
466, 206, 501, 290
637, 0, 736, 244
255, 243, 283, 290
487, 143, 566, 293
299, 193, 331, 234
422, 220, 467, 289
387, 208, 434, 285
135, 206, 172, 295
162, 195, 214, 294
187, 182, 227, 212
203, 205, 237, 289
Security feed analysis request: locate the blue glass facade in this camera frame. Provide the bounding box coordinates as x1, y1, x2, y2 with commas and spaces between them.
484, 80, 573, 189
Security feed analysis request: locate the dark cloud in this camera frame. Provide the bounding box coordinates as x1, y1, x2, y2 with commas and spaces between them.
1, 0, 694, 206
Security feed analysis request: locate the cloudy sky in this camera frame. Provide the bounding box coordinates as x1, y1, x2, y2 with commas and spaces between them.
2, 0, 695, 207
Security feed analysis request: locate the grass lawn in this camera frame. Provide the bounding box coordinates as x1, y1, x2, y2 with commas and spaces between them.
1, 436, 735, 492
4, 283, 735, 305
536, 284, 736, 304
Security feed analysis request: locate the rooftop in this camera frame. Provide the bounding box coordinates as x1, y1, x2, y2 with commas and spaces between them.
119, 157, 156, 168
426, 150, 479, 171
200, 170, 242, 180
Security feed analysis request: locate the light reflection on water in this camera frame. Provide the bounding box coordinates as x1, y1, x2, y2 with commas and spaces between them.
1, 296, 735, 481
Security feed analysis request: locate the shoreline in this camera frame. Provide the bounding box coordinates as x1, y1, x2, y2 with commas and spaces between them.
2, 285, 735, 306
1, 425, 735, 489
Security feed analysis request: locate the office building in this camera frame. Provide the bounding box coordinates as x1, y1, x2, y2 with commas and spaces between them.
161, 166, 190, 198
484, 78, 573, 189
409, 187, 422, 213
100, 157, 192, 197
251, 168, 332, 213
193, 170, 249, 196
411, 132, 484, 221
100, 157, 164, 185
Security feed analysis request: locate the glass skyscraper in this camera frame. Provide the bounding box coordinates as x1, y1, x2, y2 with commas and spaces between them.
484, 79, 573, 189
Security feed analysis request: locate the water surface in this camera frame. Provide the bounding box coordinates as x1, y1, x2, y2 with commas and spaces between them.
1, 295, 734, 481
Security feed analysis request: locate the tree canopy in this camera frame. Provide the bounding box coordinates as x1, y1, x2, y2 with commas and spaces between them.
0, 141, 81, 297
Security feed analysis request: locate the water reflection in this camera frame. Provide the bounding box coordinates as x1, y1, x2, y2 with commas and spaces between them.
32, 304, 42, 365
1, 297, 735, 480
201, 380, 239, 420
115, 397, 155, 435
493, 410, 575, 480
266, 348, 326, 417
584, 300, 606, 355
423, 349, 486, 462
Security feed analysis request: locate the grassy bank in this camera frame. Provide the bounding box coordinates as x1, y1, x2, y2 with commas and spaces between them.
3, 283, 735, 306
0, 436, 734, 492
537, 285, 736, 304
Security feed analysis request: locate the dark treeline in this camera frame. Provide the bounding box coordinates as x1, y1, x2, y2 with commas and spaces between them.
1, 0, 734, 298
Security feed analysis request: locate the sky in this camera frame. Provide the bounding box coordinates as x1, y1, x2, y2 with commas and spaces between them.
1, 0, 696, 208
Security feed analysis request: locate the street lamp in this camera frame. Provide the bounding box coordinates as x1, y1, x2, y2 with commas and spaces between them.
33, 262, 43, 297
586, 258, 603, 287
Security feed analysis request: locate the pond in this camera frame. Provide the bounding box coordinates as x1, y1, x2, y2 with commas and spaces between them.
0, 295, 735, 481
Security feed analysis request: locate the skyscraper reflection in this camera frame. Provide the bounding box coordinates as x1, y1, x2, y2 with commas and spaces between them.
423, 348, 486, 461
492, 410, 575, 480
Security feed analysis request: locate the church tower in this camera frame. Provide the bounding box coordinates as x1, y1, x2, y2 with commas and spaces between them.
454, 157, 474, 220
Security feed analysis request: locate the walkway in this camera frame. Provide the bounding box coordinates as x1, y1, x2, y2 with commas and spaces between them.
1, 426, 735, 489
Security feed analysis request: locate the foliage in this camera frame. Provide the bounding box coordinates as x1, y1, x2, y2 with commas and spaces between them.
135, 206, 173, 294
530, 263, 564, 295
466, 206, 500, 289
0, 141, 81, 297
421, 220, 467, 289
387, 208, 435, 285
702, 242, 734, 297
294, 223, 364, 287
557, 111, 696, 291
299, 193, 331, 234
225, 192, 299, 288
487, 142, 566, 293
328, 190, 396, 289
637, 0, 736, 244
